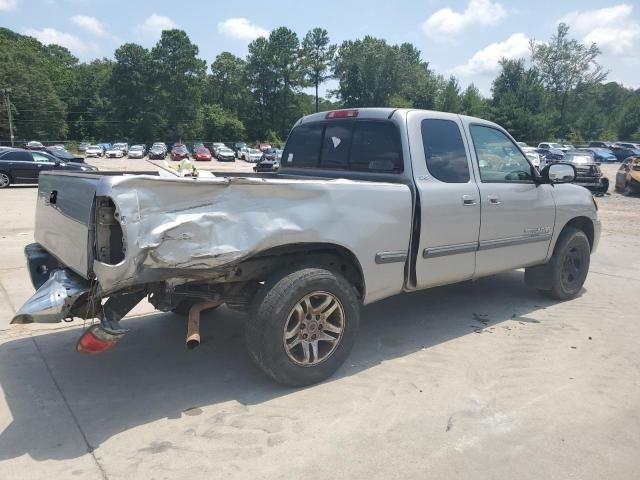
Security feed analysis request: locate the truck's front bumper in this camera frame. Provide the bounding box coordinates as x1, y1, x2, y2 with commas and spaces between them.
11, 244, 92, 324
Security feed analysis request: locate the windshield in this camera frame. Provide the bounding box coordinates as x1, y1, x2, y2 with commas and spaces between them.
131, 146, 143, 151
565, 152, 593, 164
549, 143, 562, 149
195, 147, 208, 152
248, 149, 261, 154
113, 144, 125, 148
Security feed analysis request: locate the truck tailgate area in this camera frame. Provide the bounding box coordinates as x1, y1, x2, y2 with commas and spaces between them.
35, 172, 100, 278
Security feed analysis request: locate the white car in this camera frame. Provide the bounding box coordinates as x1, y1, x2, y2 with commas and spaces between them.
517, 142, 542, 167
211, 142, 225, 155
127, 145, 145, 159
85, 145, 103, 158
105, 146, 124, 158
242, 148, 263, 162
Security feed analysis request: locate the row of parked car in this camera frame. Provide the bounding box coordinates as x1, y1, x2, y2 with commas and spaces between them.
515, 140, 640, 195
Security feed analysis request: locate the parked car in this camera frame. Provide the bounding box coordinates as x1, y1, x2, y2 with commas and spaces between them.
615, 156, 640, 195
216, 146, 235, 162
254, 156, 279, 172
45, 147, 85, 163
233, 142, 247, 157
535, 147, 564, 162
610, 146, 640, 162
171, 144, 190, 161
192, 146, 212, 161
210, 142, 225, 155
151, 142, 167, 155
241, 148, 263, 162
588, 141, 614, 149
113, 143, 129, 155
191, 143, 205, 153
148, 145, 167, 160
25, 141, 45, 151
613, 142, 640, 150
582, 147, 617, 163
85, 144, 104, 158
11, 108, 601, 388
517, 142, 542, 167
78, 142, 90, 152
98, 143, 111, 153
105, 145, 125, 158
550, 150, 608, 194
0, 148, 96, 188
538, 142, 569, 152
127, 145, 145, 159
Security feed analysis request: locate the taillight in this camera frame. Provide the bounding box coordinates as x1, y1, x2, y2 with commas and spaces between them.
76, 324, 125, 355
325, 109, 359, 119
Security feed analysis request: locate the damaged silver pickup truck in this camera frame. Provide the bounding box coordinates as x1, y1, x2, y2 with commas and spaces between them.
13, 108, 600, 386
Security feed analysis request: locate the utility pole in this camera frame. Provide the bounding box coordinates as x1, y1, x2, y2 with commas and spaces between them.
1, 88, 14, 147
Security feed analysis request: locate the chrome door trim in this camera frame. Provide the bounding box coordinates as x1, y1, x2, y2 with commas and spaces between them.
375, 250, 408, 264
478, 233, 552, 251
423, 241, 479, 258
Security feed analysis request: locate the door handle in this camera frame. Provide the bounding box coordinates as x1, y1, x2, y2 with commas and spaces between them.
462, 195, 476, 206
488, 194, 501, 205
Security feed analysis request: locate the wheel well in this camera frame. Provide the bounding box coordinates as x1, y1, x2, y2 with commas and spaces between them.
237, 243, 365, 299
559, 217, 595, 251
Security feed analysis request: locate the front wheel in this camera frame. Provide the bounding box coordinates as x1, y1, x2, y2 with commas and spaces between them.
531, 227, 591, 300
0, 172, 11, 188
245, 266, 360, 387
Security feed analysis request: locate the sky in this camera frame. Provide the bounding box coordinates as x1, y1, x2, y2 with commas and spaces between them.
1, 0, 639, 97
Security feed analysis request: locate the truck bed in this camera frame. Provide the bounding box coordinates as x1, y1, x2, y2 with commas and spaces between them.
34, 170, 413, 304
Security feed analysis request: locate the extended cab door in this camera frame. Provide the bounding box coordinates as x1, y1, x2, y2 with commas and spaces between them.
408, 111, 481, 288
464, 123, 556, 275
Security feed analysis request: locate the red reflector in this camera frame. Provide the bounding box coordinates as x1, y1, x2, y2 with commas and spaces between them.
325, 109, 359, 119
76, 325, 122, 355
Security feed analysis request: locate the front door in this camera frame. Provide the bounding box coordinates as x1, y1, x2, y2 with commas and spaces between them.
465, 124, 556, 276
408, 111, 481, 289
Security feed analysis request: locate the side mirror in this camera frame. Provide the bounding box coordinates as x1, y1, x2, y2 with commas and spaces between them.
541, 163, 575, 184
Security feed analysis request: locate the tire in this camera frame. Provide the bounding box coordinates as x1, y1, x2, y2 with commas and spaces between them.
172, 298, 220, 316
539, 227, 591, 300
0, 171, 11, 188
245, 266, 360, 387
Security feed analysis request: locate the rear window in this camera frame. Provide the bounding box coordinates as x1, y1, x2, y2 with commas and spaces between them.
283, 120, 403, 173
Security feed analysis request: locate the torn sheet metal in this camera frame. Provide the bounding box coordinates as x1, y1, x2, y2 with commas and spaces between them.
11, 269, 91, 324
39, 174, 414, 304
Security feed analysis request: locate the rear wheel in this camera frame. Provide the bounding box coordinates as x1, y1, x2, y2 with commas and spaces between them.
0, 172, 11, 188
246, 266, 360, 387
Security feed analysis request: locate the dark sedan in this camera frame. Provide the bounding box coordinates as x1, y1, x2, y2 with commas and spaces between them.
171, 144, 190, 161
611, 147, 640, 162
45, 147, 85, 163
0, 149, 97, 188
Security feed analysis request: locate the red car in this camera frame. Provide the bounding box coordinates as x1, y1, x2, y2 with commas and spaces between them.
192, 146, 212, 161
171, 144, 189, 161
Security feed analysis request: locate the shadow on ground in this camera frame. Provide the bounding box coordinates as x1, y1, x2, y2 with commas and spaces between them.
0, 271, 562, 461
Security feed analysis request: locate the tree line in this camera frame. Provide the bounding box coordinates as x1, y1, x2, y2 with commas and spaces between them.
1, 23, 639, 147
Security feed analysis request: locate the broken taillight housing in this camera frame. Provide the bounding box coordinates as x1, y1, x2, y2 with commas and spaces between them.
76, 324, 124, 355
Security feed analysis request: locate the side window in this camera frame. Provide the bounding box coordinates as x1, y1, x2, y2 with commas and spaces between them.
350, 122, 403, 172
33, 152, 54, 163
470, 125, 533, 183
282, 124, 324, 167
421, 119, 469, 183
320, 122, 352, 169
1, 151, 32, 162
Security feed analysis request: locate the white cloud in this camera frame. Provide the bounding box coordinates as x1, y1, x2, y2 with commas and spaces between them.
0, 0, 17, 11
452, 33, 531, 76
217, 17, 269, 41
23, 27, 95, 55
559, 4, 639, 56
136, 13, 176, 36
422, 0, 507, 39
70, 15, 107, 37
